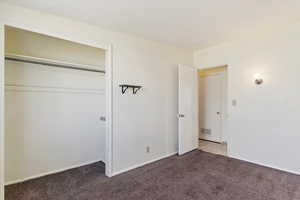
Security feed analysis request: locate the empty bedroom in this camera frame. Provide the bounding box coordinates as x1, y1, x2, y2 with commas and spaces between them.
1, 1, 300, 200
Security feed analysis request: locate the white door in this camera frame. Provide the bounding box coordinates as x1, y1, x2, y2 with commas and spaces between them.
199, 73, 223, 142
178, 65, 198, 155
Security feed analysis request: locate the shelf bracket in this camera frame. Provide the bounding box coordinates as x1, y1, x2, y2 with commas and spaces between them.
119, 84, 142, 95
121, 85, 129, 94
132, 87, 141, 94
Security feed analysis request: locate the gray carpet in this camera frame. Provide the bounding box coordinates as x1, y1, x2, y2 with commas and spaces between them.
5, 150, 300, 200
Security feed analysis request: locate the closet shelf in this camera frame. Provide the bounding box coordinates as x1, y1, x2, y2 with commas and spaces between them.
5, 53, 105, 73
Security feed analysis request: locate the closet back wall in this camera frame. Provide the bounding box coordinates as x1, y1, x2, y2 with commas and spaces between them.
5, 27, 106, 184
5, 26, 106, 67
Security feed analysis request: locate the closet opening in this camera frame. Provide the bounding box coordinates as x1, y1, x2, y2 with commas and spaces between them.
3, 26, 112, 199
198, 65, 228, 156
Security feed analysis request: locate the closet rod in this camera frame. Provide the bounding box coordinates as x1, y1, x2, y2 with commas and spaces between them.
5, 55, 105, 74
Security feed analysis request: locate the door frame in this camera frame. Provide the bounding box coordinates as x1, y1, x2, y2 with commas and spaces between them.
0, 23, 114, 199
197, 65, 229, 145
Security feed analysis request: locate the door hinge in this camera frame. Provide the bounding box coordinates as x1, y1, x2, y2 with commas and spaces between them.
178, 114, 185, 118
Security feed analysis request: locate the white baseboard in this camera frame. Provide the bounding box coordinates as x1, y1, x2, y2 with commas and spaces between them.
112, 152, 178, 176
229, 155, 300, 176
5, 159, 103, 186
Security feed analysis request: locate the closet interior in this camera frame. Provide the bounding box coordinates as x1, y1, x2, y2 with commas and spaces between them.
4, 26, 107, 187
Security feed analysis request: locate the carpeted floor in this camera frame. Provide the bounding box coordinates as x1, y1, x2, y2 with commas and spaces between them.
5, 150, 300, 200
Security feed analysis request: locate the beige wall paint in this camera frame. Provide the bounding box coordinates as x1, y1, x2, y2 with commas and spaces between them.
194, 21, 300, 174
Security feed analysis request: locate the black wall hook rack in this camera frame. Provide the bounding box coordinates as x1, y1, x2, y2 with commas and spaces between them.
119, 84, 142, 94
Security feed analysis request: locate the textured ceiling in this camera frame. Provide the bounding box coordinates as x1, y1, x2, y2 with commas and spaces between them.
3, 0, 300, 49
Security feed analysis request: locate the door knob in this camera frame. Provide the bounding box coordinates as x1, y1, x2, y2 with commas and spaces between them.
216, 112, 220, 115
178, 114, 185, 118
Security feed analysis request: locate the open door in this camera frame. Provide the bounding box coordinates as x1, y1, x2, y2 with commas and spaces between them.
178, 65, 198, 155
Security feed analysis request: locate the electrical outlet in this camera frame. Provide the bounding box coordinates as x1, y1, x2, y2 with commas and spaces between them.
99, 116, 106, 121
146, 146, 150, 153
232, 99, 237, 106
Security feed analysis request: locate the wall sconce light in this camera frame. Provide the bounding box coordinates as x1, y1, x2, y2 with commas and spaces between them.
254, 73, 263, 85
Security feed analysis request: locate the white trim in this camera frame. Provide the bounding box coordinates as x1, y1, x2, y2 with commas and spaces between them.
5, 159, 103, 186
5, 53, 105, 71
197, 65, 228, 70
5, 84, 105, 94
198, 71, 225, 77
229, 155, 300, 176
105, 44, 113, 177
0, 22, 5, 200
112, 152, 178, 176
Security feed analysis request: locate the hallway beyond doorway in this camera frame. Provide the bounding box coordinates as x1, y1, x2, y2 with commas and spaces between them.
199, 139, 227, 156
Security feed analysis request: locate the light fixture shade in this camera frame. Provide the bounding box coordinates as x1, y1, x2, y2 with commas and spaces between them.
254, 73, 263, 85
255, 78, 263, 85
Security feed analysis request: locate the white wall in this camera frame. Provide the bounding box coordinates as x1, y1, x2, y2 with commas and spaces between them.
0, 3, 193, 193
5, 69, 106, 184
194, 22, 300, 174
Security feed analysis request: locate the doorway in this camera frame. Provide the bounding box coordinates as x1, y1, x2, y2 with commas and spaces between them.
1, 25, 113, 199
198, 66, 228, 156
